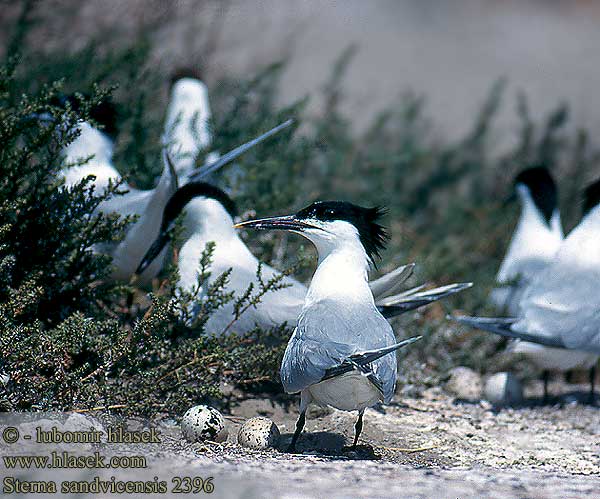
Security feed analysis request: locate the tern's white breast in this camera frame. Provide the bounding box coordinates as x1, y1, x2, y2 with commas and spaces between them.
308, 371, 382, 412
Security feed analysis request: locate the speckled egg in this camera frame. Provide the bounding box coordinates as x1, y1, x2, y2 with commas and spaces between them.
237, 417, 280, 450
446, 366, 483, 401
181, 405, 228, 443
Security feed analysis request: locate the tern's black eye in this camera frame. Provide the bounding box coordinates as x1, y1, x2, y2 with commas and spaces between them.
295, 200, 389, 262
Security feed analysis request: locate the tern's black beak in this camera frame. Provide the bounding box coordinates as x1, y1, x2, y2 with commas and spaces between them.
135, 231, 171, 275
234, 215, 317, 232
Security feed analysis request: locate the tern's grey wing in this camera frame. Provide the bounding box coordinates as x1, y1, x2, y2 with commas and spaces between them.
515, 264, 600, 353
201, 257, 306, 335
280, 300, 398, 401
369, 263, 415, 300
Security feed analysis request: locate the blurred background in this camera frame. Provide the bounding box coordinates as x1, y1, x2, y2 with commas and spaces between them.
2, 0, 599, 413
4, 0, 600, 141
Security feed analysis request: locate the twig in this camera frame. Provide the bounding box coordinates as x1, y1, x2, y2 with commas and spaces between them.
80, 361, 113, 382
223, 415, 246, 423
156, 352, 219, 383
71, 404, 127, 413
236, 376, 271, 385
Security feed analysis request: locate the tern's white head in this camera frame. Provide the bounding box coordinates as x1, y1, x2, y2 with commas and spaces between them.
235, 201, 389, 267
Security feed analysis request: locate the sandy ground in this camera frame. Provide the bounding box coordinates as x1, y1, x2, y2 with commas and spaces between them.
4, 382, 598, 498
205, 383, 600, 498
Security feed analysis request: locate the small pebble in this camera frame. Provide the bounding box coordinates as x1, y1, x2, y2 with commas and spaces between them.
237, 417, 280, 450
446, 366, 483, 400
181, 405, 228, 443
484, 372, 523, 406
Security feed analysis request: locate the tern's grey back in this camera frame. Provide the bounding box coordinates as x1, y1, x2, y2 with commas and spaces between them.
280, 298, 397, 401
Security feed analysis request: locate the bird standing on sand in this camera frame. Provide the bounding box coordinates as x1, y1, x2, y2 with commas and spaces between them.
235, 201, 422, 451
456, 178, 600, 403
488, 166, 565, 398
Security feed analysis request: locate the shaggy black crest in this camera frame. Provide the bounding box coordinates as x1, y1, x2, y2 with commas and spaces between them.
51, 94, 119, 139
161, 182, 237, 231
296, 201, 389, 261
514, 166, 557, 225
170, 67, 204, 89
582, 178, 600, 216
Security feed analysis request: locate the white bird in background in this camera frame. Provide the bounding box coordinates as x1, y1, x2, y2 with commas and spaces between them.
235, 201, 423, 451
163, 68, 219, 182
488, 166, 565, 399
52, 95, 287, 284
455, 178, 600, 404
490, 166, 563, 316
135, 184, 472, 335
40, 95, 122, 192
49, 95, 179, 284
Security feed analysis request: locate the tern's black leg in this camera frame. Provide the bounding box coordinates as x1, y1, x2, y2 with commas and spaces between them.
542, 370, 550, 404
565, 370, 574, 384
589, 365, 596, 405
288, 410, 306, 453
351, 410, 364, 450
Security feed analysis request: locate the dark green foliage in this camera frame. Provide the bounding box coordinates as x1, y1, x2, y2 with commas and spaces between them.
0, 2, 290, 414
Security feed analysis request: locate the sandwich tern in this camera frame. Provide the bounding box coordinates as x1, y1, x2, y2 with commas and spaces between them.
235, 201, 423, 451
490, 167, 563, 316
135, 185, 471, 335
455, 178, 600, 403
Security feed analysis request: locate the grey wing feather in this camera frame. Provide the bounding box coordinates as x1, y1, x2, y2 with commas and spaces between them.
203, 261, 305, 334
370, 263, 415, 300
280, 300, 398, 401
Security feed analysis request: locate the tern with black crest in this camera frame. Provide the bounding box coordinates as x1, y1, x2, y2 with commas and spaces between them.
455, 177, 600, 403
235, 201, 423, 451
490, 166, 563, 316
488, 166, 565, 397
136, 186, 471, 335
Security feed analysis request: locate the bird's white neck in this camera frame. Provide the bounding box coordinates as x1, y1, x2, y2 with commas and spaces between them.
64, 122, 113, 165
305, 236, 373, 306
496, 186, 563, 283
559, 204, 600, 265
177, 198, 246, 290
